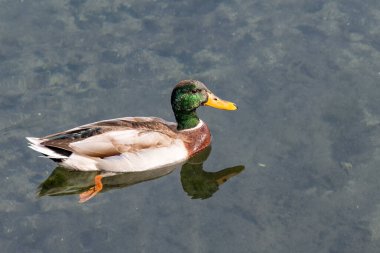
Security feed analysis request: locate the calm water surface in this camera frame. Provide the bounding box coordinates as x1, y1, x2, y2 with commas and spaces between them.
1, 0, 380, 252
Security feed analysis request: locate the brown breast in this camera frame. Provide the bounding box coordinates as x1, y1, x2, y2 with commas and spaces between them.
179, 122, 211, 157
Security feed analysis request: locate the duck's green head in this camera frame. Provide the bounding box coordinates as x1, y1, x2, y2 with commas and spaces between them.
171, 80, 237, 130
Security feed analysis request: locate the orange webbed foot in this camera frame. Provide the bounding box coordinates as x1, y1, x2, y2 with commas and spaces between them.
79, 175, 104, 203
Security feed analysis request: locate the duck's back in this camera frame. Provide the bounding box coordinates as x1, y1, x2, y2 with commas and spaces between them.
27, 117, 189, 172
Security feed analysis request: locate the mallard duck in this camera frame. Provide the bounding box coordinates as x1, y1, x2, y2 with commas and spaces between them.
27, 80, 237, 202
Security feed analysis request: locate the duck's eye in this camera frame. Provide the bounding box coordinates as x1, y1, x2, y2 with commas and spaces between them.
191, 90, 198, 94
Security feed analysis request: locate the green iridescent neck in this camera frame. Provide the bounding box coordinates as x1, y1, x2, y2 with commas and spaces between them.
174, 110, 200, 130
171, 80, 209, 131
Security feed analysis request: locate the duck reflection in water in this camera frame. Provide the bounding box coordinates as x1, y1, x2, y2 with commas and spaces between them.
38, 146, 244, 202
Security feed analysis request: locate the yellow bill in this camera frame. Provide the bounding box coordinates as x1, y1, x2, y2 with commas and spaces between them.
204, 92, 237, 110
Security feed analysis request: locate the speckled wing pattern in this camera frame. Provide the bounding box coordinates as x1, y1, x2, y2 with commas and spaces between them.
27, 117, 189, 172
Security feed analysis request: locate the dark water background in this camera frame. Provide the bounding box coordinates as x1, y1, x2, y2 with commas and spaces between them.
1, 0, 380, 252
